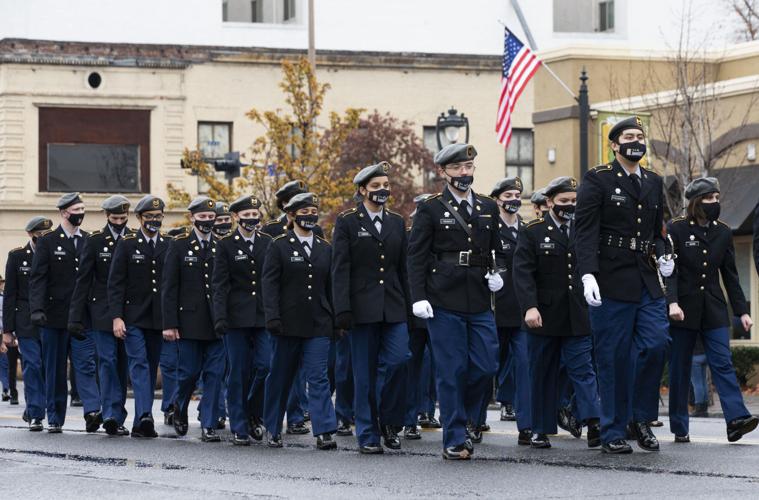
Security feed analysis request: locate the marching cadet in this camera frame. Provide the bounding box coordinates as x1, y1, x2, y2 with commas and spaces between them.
212, 194, 272, 446
262, 192, 338, 450
485, 176, 532, 445
666, 178, 758, 443
108, 195, 170, 438
575, 116, 672, 454
513, 176, 601, 449
261, 180, 325, 239
407, 143, 503, 460
29, 193, 102, 434
332, 162, 411, 454
212, 201, 233, 239
69, 195, 133, 436
162, 196, 225, 442
530, 189, 549, 220
2, 216, 53, 431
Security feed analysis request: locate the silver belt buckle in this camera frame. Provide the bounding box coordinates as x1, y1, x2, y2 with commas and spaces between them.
458, 251, 471, 266
629, 237, 637, 251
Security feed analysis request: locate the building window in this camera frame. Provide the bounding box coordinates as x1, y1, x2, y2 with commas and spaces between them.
251, 0, 262, 22
222, 0, 299, 24
39, 107, 150, 193
553, 0, 615, 33
222, 0, 229, 21
730, 238, 754, 341
505, 128, 534, 194
599, 0, 614, 32
283, 0, 296, 21
198, 122, 232, 160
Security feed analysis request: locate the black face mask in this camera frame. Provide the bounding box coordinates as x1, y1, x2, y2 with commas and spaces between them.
143, 220, 162, 234
553, 203, 576, 221
109, 221, 127, 234
238, 218, 259, 232
367, 188, 390, 205
213, 222, 232, 237
194, 219, 215, 234
501, 199, 522, 214
618, 141, 646, 162
702, 202, 720, 222
447, 175, 474, 192
67, 212, 85, 227
295, 214, 318, 231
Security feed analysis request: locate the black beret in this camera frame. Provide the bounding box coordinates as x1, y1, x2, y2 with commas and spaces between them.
214, 201, 231, 217
685, 177, 720, 200
284, 192, 319, 212
543, 176, 578, 198
433, 143, 477, 166
187, 196, 216, 214
275, 180, 307, 202
353, 162, 391, 186
56, 192, 83, 210
229, 194, 262, 213
135, 195, 165, 214
490, 177, 523, 197
608, 116, 644, 141
530, 188, 548, 206
101, 195, 131, 214
25, 216, 53, 232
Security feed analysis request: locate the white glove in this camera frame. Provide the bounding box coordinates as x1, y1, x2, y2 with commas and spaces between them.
485, 272, 504, 292
657, 256, 675, 277
581, 274, 602, 307
412, 300, 434, 319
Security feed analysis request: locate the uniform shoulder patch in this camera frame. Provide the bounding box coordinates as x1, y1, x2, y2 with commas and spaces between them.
338, 208, 357, 217
385, 209, 403, 218
123, 233, 137, 240
315, 235, 330, 243
173, 232, 190, 240
670, 215, 687, 224
716, 219, 730, 228
590, 164, 613, 173
9, 246, 23, 254
90, 229, 103, 236
524, 217, 544, 228
272, 234, 287, 241
263, 220, 281, 227
423, 194, 442, 203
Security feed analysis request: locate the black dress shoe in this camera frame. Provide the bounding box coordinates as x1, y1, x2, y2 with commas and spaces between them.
427, 415, 442, 428
70, 396, 83, 407
649, 420, 664, 427
103, 418, 119, 435
316, 433, 337, 450
201, 428, 221, 442
690, 403, 708, 418
232, 433, 251, 446
10, 396, 19, 405
625, 422, 636, 440
727, 415, 759, 442
587, 421, 601, 448
417, 412, 430, 426
501, 404, 516, 421
359, 443, 383, 454
336, 420, 353, 437
173, 416, 189, 437
139, 415, 157, 438
267, 433, 283, 448
22, 410, 30, 423
116, 426, 130, 436
84, 411, 103, 433
48, 423, 62, 433
674, 434, 690, 443
601, 439, 633, 454
531, 433, 551, 449
164, 406, 175, 426
303, 411, 310, 422
215, 416, 226, 430
442, 444, 471, 460
249, 416, 265, 441
479, 423, 491, 432
404, 425, 421, 440
518, 429, 532, 446
1, 391, 9, 401
463, 438, 474, 456
381, 425, 401, 450
632, 421, 660, 451
286, 421, 310, 435
466, 424, 483, 444
557, 407, 571, 432
30, 419, 44, 432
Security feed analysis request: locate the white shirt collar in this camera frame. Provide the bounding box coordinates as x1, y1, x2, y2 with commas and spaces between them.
193, 227, 212, 242
141, 229, 158, 243
242, 230, 255, 243
500, 215, 519, 230
62, 226, 82, 239
109, 226, 125, 240
549, 211, 570, 230
296, 233, 313, 248
365, 206, 383, 221
449, 189, 474, 207
623, 165, 642, 177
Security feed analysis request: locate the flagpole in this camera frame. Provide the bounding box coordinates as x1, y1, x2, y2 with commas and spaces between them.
497, 19, 578, 101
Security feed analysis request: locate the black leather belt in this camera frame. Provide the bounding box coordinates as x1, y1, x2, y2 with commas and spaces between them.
600, 233, 651, 253
436, 251, 488, 267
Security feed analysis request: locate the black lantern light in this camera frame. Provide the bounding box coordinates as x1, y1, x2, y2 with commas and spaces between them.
435, 107, 469, 150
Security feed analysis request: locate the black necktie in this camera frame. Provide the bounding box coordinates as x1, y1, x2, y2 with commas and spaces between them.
373, 216, 382, 233
249, 242, 254, 254
150, 239, 155, 250
72, 235, 81, 250
629, 173, 641, 198
302, 240, 311, 257
460, 200, 471, 219
201, 240, 209, 255
560, 224, 569, 238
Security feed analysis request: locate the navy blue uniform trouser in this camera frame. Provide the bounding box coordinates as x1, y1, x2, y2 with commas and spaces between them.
123, 326, 162, 427
333, 334, 354, 424
160, 338, 178, 413
223, 328, 271, 436
92, 330, 129, 425
264, 335, 336, 437
590, 288, 669, 444
349, 322, 410, 447
17, 337, 45, 420
175, 338, 225, 429
486, 327, 531, 431
420, 348, 437, 415
427, 308, 498, 449
669, 326, 749, 436
286, 363, 307, 426
527, 333, 600, 435
404, 327, 433, 426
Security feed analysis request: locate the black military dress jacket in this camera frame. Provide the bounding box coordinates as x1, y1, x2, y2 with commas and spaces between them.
161, 229, 217, 341
261, 214, 325, 239
513, 216, 590, 337
3, 242, 38, 338
407, 186, 501, 314
262, 231, 333, 337
666, 216, 748, 331
332, 203, 409, 325
69, 226, 135, 331
494, 217, 523, 328
575, 160, 666, 302
212, 228, 272, 329
29, 225, 89, 329
108, 229, 170, 331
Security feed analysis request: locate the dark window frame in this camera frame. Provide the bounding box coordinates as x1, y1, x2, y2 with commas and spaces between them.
505, 128, 535, 195
197, 121, 233, 160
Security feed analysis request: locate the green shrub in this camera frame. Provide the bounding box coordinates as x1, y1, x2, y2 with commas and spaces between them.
731, 346, 759, 386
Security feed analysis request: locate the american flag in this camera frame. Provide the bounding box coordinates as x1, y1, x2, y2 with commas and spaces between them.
496, 28, 541, 148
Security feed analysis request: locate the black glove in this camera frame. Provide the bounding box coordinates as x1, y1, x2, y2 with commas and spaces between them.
67, 322, 86, 341
31, 311, 47, 327
335, 312, 353, 331
214, 320, 228, 335
266, 319, 282, 335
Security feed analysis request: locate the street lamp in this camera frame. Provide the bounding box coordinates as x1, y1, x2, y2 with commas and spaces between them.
435, 107, 469, 150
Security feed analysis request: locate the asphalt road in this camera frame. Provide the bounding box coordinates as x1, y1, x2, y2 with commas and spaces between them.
1, 393, 758, 499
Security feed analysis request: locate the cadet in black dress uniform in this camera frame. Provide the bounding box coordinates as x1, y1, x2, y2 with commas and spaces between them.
162, 196, 225, 442
212, 194, 273, 445
69, 195, 133, 436
407, 143, 503, 460
212, 201, 233, 239
262, 192, 338, 450
666, 177, 758, 443
530, 188, 549, 220
513, 176, 601, 449
332, 162, 411, 453
3, 216, 53, 431
29, 193, 101, 433
108, 195, 170, 438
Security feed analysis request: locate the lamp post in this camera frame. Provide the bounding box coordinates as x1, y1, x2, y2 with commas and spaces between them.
435, 107, 469, 150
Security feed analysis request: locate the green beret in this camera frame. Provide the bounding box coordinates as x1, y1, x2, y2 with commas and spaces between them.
544, 176, 578, 198
353, 162, 391, 186
229, 194, 262, 213
490, 177, 523, 197
101, 195, 131, 214
433, 143, 477, 166
56, 192, 83, 210
608, 116, 644, 141
685, 177, 720, 200
25, 216, 53, 232
135, 195, 165, 214
187, 196, 216, 214
530, 188, 547, 206
214, 201, 231, 217
284, 192, 319, 212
